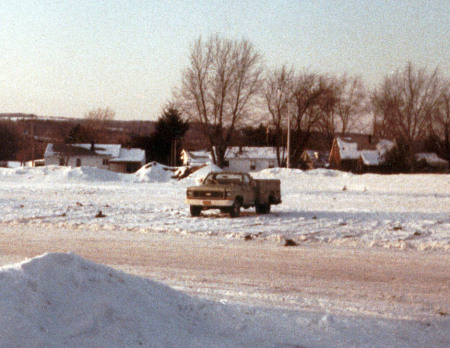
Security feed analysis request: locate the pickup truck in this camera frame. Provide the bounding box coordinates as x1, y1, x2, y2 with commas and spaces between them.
186, 172, 281, 217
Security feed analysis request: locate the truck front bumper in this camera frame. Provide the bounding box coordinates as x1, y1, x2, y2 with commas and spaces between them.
186, 199, 234, 207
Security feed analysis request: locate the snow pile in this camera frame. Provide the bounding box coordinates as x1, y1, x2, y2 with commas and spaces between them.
0, 253, 232, 346
63, 166, 123, 182
186, 162, 222, 184
134, 162, 175, 183
255, 167, 343, 179
0, 166, 123, 182
1, 253, 448, 347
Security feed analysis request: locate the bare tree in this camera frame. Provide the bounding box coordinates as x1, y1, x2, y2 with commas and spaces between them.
290, 72, 335, 162
263, 65, 294, 166
263, 69, 344, 165
431, 80, 450, 157
372, 63, 445, 169
177, 35, 264, 167
372, 63, 442, 144
334, 74, 367, 134
314, 75, 340, 147
84, 107, 116, 143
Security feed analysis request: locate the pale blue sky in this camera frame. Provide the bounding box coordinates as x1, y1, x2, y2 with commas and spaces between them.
1, 0, 448, 120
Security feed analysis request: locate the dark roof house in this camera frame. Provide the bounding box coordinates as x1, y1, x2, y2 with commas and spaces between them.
329, 135, 394, 173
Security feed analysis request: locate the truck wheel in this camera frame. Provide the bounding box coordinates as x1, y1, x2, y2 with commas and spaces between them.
265, 203, 271, 213
230, 201, 241, 218
190, 205, 202, 217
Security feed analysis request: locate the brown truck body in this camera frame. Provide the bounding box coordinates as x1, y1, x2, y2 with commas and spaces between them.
186, 172, 281, 217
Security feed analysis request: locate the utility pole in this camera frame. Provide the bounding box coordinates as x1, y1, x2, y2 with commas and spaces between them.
171, 139, 177, 166
31, 114, 35, 166
286, 104, 291, 169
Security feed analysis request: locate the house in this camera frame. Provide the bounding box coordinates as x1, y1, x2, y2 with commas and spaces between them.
44, 143, 145, 173
181, 147, 281, 172
0, 161, 21, 168
300, 150, 329, 170
415, 153, 449, 172
25, 159, 45, 167
180, 150, 211, 166
329, 135, 394, 173
222, 147, 279, 172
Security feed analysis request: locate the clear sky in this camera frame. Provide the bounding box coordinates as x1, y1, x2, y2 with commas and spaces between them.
1, 0, 448, 120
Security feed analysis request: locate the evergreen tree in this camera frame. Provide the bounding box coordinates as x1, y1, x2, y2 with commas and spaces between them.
65, 124, 95, 144
131, 107, 189, 165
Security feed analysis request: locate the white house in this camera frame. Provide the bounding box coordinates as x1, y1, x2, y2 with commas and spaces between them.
44, 143, 145, 173
180, 150, 211, 166
181, 147, 280, 172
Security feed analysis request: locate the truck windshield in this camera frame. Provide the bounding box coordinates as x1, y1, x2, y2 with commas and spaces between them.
205, 173, 242, 185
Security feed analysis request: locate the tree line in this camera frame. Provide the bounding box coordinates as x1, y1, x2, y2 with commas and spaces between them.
175, 35, 449, 170
1, 35, 448, 171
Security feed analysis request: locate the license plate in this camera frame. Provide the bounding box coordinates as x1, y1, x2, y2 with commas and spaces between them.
203, 201, 211, 206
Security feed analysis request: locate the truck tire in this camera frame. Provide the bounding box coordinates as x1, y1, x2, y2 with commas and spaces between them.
256, 203, 271, 214
255, 203, 264, 214
230, 200, 241, 218
190, 205, 202, 217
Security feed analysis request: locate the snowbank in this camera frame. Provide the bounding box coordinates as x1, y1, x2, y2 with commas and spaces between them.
134, 162, 175, 183
0, 252, 229, 346
256, 167, 345, 179
0, 162, 219, 184
1, 253, 447, 347
0, 166, 123, 182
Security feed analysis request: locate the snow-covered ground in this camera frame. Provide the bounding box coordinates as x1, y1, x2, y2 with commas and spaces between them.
1, 164, 448, 251
0, 164, 449, 346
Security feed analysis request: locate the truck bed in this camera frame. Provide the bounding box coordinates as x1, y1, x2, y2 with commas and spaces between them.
255, 179, 281, 204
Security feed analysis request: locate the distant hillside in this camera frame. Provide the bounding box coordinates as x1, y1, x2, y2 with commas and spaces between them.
0, 113, 77, 122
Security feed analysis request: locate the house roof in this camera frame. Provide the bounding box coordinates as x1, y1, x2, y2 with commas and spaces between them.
335, 135, 394, 161
109, 148, 145, 163
360, 150, 383, 166
44, 144, 145, 163
415, 153, 449, 167
224, 147, 278, 160
183, 150, 211, 165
